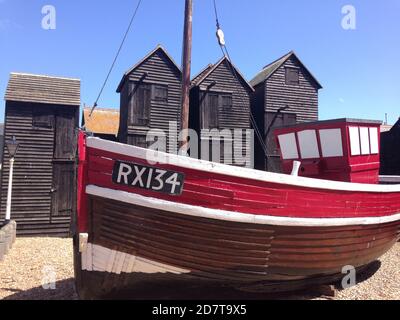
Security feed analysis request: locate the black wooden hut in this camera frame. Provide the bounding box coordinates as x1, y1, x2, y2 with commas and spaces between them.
1, 73, 80, 236
250, 51, 322, 172
117, 45, 182, 152
189, 57, 254, 167
380, 119, 400, 176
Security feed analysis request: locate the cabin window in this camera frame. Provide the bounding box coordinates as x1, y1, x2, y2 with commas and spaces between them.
131, 83, 151, 126
285, 67, 299, 85
33, 109, 53, 128
359, 127, 370, 155
278, 133, 299, 160
349, 126, 361, 156
319, 129, 344, 158
298, 130, 320, 159
153, 85, 168, 103
222, 94, 233, 111
369, 127, 379, 154
349, 126, 380, 156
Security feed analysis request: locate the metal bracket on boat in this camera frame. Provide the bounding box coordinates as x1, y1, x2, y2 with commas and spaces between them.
291, 161, 301, 176
79, 233, 89, 253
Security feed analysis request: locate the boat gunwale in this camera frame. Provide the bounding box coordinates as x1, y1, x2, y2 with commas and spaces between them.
86, 137, 400, 193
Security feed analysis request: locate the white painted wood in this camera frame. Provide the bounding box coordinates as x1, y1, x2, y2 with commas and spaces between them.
82, 243, 190, 274
86, 137, 400, 192
349, 127, 361, 156
114, 252, 126, 275
106, 248, 117, 273
5, 158, 15, 221
298, 130, 320, 159
87, 244, 93, 271
360, 127, 370, 155
86, 185, 400, 227
79, 233, 88, 253
81, 248, 87, 270
127, 255, 137, 273
278, 133, 299, 160
291, 161, 301, 176
319, 129, 344, 158
121, 254, 131, 274
369, 127, 379, 154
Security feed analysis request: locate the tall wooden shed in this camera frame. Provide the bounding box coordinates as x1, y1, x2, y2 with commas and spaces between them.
117, 45, 182, 152
189, 57, 254, 166
250, 51, 322, 172
1, 73, 80, 236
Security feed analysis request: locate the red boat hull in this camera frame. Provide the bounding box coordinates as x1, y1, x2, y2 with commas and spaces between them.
74, 134, 400, 299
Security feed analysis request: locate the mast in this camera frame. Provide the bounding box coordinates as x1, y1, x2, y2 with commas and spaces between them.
180, 0, 193, 151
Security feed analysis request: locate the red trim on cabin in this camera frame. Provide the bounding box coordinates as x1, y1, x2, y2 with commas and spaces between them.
77, 131, 88, 232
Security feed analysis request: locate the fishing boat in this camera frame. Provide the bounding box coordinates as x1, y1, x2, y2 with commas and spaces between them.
73, 1, 400, 299
74, 117, 400, 299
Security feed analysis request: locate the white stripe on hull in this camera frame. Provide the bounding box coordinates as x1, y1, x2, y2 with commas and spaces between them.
81, 242, 190, 275
86, 137, 400, 193
86, 185, 400, 227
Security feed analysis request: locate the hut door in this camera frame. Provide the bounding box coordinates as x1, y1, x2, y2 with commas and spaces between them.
202, 93, 219, 129
54, 111, 76, 159
51, 109, 77, 219
51, 163, 74, 218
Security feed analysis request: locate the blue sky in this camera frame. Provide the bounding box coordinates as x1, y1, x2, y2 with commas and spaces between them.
0, 0, 399, 124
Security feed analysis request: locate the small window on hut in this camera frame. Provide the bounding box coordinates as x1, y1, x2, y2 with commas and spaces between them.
32, 108, 53, 129
131, 83, 151, 126
222, 94, 233, 111
285, 67, 299, 85
153, 85, 168, 103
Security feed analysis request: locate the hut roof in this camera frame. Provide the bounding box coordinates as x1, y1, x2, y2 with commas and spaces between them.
191, 56, 254, 92
4, 72, 81, 106
250, 51, 322, 89
83, 107, 119, 136
117, 45, 181, 93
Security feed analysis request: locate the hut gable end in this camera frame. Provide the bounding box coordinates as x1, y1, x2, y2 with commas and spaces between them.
191, 58, 253, 130
118, 46, 182, 151
189, 58, 253, 167
265, 54, 320, 122
250, 51, 322, 172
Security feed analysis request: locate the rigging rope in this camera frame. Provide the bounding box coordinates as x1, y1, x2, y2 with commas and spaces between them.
89, 0, 143, 118
212, 0, 269, 157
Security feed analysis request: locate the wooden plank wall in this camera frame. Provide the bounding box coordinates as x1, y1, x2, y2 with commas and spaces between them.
253, 55, 320, 171
264, 55, 319, 122
195, 60, 252, 166
120, 49, 182, 151
0, 102, 75, 236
